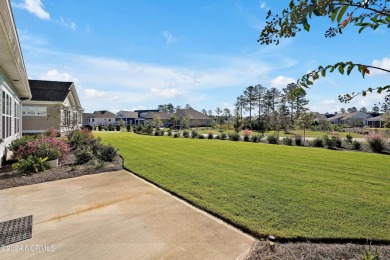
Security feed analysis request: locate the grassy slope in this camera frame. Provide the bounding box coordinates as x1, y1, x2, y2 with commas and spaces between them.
97, 132, 390, 241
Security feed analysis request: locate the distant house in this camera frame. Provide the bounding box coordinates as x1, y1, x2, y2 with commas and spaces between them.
22, 80, 83, 134
144, 112, 174, 126
134, 109, 160, 125
82, 113, 92, 126
88, 110, 116, 127
176, 109, 212, 127
365, 112, 389, 128
327, 112, 372, 127
116, 111, 139, 125
1, 0, 32, 166
313, 112, 327, 123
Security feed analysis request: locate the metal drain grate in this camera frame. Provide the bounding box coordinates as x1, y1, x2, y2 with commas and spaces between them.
0, 215, 33, 246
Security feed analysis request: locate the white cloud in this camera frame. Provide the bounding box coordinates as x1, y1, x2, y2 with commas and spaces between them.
270, 75, 296, 89
259, 1, 269, 10
14, 0, 50, 20
58, 17, 77, 31
163, 31, 177, 46
40, 69, 78, 83
371, 57, 390, 75
150, 87, 180, 98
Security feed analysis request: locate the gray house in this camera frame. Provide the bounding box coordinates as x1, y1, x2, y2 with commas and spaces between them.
327, 112, 372, 127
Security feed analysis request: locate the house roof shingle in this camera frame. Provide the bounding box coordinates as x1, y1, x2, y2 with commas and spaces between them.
29, 80, 73, 102
91, 110, 116, 119
177, 109, 212, 120
117, 111, 138, 118
144, 112, 174, 120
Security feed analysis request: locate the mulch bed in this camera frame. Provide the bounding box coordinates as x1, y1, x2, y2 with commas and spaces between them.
0, 153, 123, 190
248, 240, 390, 260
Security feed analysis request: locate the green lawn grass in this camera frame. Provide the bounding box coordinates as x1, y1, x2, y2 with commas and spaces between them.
96, 132, 390, 241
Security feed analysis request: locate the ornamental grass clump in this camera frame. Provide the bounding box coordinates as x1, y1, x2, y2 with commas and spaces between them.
220, 133, 227, 140
366, 133, 386, 153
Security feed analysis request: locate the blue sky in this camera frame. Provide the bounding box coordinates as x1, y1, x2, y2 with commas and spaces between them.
11, 0, 390, 114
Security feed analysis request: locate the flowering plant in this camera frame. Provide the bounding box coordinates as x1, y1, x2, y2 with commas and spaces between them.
243, 129, 252, 137
16, 137, 69, 160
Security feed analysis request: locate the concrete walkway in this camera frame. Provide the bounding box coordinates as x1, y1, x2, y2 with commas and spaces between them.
0, 170, 254, 259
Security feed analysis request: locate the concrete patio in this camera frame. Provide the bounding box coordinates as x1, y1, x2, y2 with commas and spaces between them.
0, 170, 254, 259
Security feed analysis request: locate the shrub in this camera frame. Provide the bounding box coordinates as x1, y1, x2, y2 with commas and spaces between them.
8, 135, 36, 153
243, 129, 252, 138
12, 156, 48, 175
366, 134, 386, 153
323, 135, 335, 149
346, 133, 353, 143
294, 135, 303, 146
191, 130, 198, 138
243, 135, 250, 142
351, 140, 362, 150
167, 130, 172, 136
68, 129, 94, 149
335, 137, 342, 148
154, 130, 161, 136
215, 135, 220, 139
160, 129, 165, 136
75, 147, 94, 165
220, 133, 227, 140
135, 125, 143, 134
115, 124, 121, 131
98, 124, 102, 131
145, 125, 153, 135
92, 159, 105, 169
126, 125, 132, 132
183, 130, 190, 138
208, 131, 214, 139
94, 144, 117, 162
252, 135, 259, 143
267, 134, 278, 144
45, 128, 59, 137
102, 126, 109, 131
173, 133, 180, 138
15, 137, 69, 160
229, 132, 240, 141
310, 138, 324, 147
283, 137, 293, 146
198, 134, 205, 139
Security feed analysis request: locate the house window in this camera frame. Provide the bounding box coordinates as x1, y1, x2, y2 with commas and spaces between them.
1, 89, 19, 139
108, 119, 111, 122
22, 106, 47, 116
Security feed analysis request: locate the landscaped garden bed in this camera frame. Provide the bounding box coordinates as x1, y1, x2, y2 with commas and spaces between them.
0, 129, 122, 190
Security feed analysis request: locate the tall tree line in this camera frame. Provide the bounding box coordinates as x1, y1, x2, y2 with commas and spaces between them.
235, 83, 309, 132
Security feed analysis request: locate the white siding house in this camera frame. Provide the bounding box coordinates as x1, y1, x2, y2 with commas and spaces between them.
0, 0, 32, 166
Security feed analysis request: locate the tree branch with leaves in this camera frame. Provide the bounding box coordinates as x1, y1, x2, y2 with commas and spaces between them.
259, 0, 390, 103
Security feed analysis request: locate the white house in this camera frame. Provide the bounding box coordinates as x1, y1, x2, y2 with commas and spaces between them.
0, 0, 32, 166
88, 110, 116, 127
